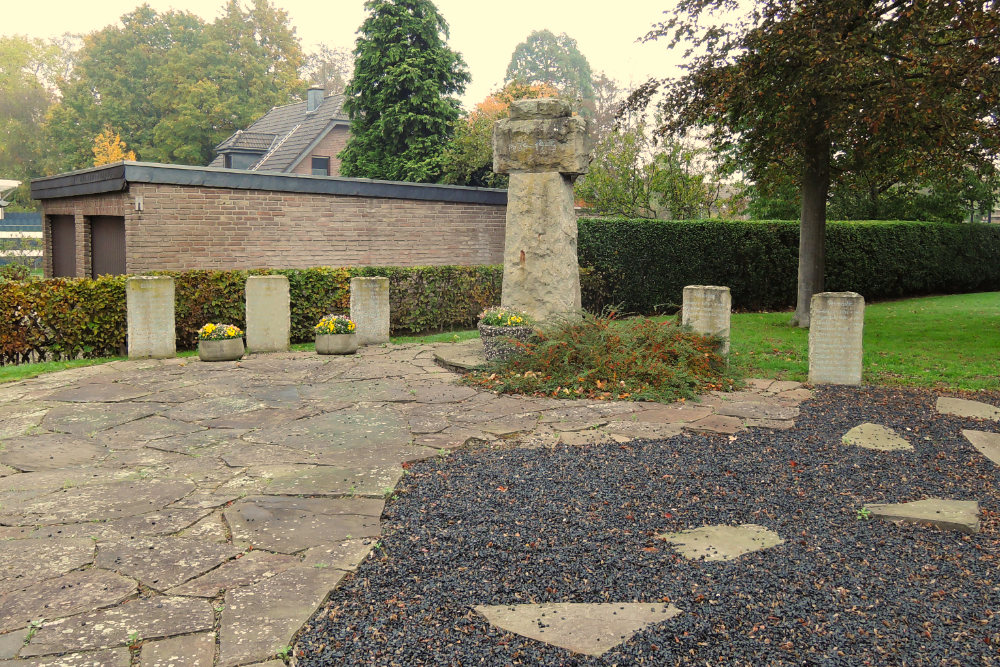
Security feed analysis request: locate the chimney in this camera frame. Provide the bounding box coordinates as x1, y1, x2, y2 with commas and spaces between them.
307, 86, 324, 113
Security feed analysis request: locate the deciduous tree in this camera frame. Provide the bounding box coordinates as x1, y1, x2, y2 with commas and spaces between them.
637, 0, 1000, 325
505, 29, 594, 110
92, 125, 136, 165
339, 0, 469, 182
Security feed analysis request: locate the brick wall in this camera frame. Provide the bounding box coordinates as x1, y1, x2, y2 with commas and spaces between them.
290, 125, 349, 177
40, 183, 506, 276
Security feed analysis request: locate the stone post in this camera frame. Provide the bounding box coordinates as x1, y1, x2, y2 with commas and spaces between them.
245, 275, 290, 353
350, 277, 390, 345
493, 98, 593, 323
682, 285, 731, 354
808, 292, 865, 385
126, 276, 175, 359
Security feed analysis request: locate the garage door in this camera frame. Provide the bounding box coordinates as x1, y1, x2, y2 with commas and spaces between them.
49, 215, 76, 277
90, 216, 126, 276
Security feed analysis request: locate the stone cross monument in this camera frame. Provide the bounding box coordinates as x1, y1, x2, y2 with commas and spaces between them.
493, 99, 593, 323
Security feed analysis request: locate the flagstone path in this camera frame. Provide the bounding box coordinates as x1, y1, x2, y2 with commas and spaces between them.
0, 344, 810, 666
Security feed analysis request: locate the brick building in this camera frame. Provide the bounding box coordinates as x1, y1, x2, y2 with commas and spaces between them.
209, 87, 350, 177
30, 162, 507, 278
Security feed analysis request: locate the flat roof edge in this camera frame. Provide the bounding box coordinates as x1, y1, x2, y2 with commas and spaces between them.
31, 162, 507, 205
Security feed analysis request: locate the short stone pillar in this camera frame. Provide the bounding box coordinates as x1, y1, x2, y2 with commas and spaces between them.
349, 277, 390, 345
126, 276, 175, 359
493, 98, 593, 323
808, 292, 865, 385
682, 285, 732, 354
245, 275, 290, 353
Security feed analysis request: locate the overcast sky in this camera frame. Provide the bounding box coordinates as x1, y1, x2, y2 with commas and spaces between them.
2, 0, 685, 110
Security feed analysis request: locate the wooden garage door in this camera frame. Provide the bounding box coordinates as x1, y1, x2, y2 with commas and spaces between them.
90, 216, 126, 276
49, 215, 76, 277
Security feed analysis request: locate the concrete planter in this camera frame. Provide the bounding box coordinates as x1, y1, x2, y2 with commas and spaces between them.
198, 338, 245, 362
316, 333, 358, 355
478, 322, 535, 362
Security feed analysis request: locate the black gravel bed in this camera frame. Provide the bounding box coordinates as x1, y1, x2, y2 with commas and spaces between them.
295, 386, 1000, 665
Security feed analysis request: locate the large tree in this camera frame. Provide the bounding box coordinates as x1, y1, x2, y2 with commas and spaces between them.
46, 1, 305, 170
339, 0, 469, 183
0, 36, 64, 208
638, 0, 1000, 325
505, 29, 594, 110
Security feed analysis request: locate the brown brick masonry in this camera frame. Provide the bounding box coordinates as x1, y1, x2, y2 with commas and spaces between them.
34, 163, 507, 277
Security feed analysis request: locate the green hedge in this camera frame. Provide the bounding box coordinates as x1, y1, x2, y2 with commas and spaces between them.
577, 218, 1000, 313
0, 265, 501, 365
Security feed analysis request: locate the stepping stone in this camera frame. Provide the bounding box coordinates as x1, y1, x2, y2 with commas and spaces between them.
866, 498, 980, 534
715, 401, 799, 420
140, 632, 215, 667
842, 423, 913, 451
218, 566, 346, 667
962, 430, 1000, 466
632, 404, 713, 423
658, 524, 785, 561
684, 414, 743, 435
936, 397, 1000, 421
20, 596, 213, 657
474, 602, 681, 657
0, 569, 136, 633
604, 421, 684, 440
7, 647, 131, 665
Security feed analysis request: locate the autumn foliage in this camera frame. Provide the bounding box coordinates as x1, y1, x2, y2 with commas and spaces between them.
92, 125, 136, 166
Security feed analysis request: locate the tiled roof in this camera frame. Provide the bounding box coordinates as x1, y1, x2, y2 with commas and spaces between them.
215, 131, 277, 153
208, 94, 348, 172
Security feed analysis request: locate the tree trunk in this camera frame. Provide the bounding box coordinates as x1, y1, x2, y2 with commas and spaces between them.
793, 132, 832, 328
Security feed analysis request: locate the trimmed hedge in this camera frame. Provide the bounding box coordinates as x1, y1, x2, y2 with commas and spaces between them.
0, 265, 501, 365
578, 218, 1000, 313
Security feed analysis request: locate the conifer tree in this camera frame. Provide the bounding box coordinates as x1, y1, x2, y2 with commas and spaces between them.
339, 0, 469, 182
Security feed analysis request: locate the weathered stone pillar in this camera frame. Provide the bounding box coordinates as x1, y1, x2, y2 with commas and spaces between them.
126, 276, 175, 359
682, 285, 731, 354
245, 275, 290, 353
808, 291, 865, 385
350, 276, 390, 345
493, 98, 593, 323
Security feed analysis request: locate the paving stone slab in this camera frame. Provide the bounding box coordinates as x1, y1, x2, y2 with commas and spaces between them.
0, 467, 131, 495
0, 405, 48, 439
244, 409, 412, 452
714, 401, 799, 420
248, 464, 402, 497
0, 569, 137, 633
10, 480, 196, 525
631, 404, 714, 423
432, 339, 486, 371
224, 496, 384, 553
41, 404, 157, 437
45, 383, 151, 403
962, 429, 1000, 466
684, 414, 744, 435
867, 498, 980, 534
474, 602, 681, 657
0, 538, 95, 594
936, 396, 1000, 421
6, 647, 131, 665
775, 388, 813, 402
0, 435, 109, 472
411, 384, 479, 404
21, 596, 214, 657
139, 632, 215, 667
176, 511, 229, 543
0, 628, 28, 658
557, 430, 630, 446
164, 395, 266, 423
658, 524, 785, 561
146, 429, 249, 454
478, 415, 541, 437
218, 567, 347, 667
166, 550, 300, 597
95, 537, 241, 590
842, 423, 913, 451
301, 539, 377, 571
413, 429, 489, 451
766, 380, 804, 393
97, 417, 204, 447
300, 379, 412, 403
744, 418, 796, 430
199, 408, 316, 430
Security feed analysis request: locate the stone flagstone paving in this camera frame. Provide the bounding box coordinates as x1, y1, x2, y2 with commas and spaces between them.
0, 344, 810, 665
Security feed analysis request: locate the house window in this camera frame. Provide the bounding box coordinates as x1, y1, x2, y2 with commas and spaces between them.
311, 157, 330, 176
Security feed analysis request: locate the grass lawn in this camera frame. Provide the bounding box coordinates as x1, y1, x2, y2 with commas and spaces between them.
0, 357, 126, 384
722, 291, 999, 391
